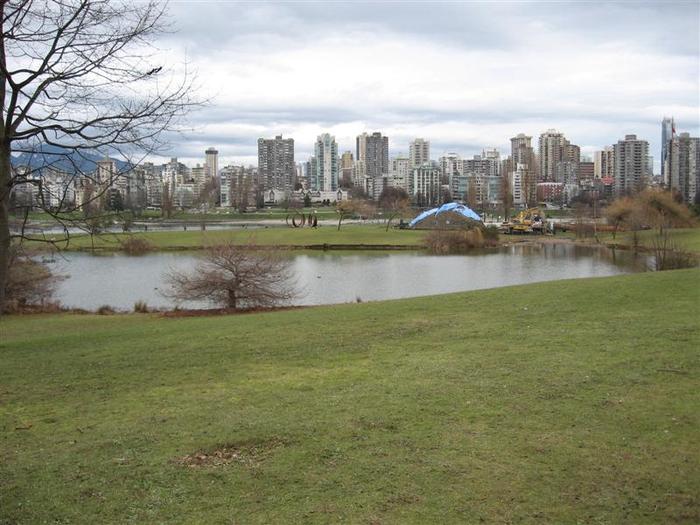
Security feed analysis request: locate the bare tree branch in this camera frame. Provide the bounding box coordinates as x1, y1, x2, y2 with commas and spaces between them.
1, 0, 200, 313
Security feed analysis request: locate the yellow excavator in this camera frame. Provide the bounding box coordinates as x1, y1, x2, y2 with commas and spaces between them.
501, 207, 546, 234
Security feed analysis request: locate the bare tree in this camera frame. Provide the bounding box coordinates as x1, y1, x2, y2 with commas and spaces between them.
500, 171, 513, 220
336, 198, 374, 231
163, 242, 296, 309
1, 0, 198, 312
378, 186, 410, 231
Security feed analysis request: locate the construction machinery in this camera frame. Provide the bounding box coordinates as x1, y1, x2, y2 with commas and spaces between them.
500, 207, 546, 234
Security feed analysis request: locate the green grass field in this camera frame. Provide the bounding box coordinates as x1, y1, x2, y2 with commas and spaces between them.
2, 269, 699, 523
46, 225, 427, 251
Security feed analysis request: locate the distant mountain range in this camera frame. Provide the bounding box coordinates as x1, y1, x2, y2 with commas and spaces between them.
11, 144, 131, 174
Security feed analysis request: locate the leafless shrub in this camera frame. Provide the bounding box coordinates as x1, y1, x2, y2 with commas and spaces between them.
133, 300, 149, 313
650, 233, 699, 271
3, 246, 63, 313
120, 237, 154, 255
97, 305, 116, 315
163, 242, 297, 309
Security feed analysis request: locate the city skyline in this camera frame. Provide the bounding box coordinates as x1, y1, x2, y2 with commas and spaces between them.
147, 1, 698, 170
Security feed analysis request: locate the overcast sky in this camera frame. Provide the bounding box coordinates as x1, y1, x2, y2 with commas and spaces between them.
156, 1, 700, 172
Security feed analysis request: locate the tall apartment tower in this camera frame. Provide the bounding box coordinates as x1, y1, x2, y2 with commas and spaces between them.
357, 132, 389, 198
538, 130, 580, 184
257, 135, 295, 191
661, 117, 675, 185
538, 130, 568, 182
409, 138, 430, 168
613, 134, 649, 196
594, 147, 615, 179
205, 147, 219, 181
667, 132, 700, 204
340, 151, 354, 187
510, 134, 533, 168
313, 133, 339, 191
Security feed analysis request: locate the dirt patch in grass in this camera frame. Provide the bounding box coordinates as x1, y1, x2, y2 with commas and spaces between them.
175, 438, 287, 468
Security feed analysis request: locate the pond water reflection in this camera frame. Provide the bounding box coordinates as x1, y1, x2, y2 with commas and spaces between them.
50, 243, 648, 311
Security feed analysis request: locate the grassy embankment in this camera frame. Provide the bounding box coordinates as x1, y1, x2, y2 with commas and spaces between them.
39, 224, 428, 251
598, 227, 700, 254
2, 269, 699, 523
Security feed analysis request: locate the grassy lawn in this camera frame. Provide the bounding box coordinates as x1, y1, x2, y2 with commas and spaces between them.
2, 269, 699, 523
41, 224, 427, 251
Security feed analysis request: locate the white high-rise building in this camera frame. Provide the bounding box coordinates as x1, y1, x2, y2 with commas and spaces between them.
614, 134, 649, 196
314, 133, 338, 191
661, 117, 674, 185
594, 147, 615, 179
512, 164, 527, 207
409, 138, 430, 168
389, 156, 411, 192
439, 153, 462, 184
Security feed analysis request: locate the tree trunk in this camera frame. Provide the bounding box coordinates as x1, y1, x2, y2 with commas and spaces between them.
227, 289, 236, 309
0, 141, 11, 315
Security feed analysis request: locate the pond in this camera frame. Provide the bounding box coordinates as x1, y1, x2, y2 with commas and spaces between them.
47, 243, 649, 311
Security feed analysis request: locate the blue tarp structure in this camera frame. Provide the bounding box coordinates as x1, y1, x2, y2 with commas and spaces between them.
408, 202, 482, 228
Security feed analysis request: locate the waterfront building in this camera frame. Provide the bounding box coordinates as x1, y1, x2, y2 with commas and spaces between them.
220, 165, 256, 209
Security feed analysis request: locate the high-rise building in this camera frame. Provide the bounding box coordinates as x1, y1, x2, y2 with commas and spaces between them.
579, 161, 594, 181
667, 132, 700, 204
162, 157, 189, 189
538, 130, 567, 182
613, 134, 649, 196
313, 133, 339, 191
357, 132, 389, 199
511, 134, 534, 168
205, 147, 219, 181
96, 157, 118, 186
389, 156, 411, 193
412, 161, 441, 206
594, 147, 615, 179
439, 153, 462, 186
257, 135, 295, 191
340, 151, 354, 187
537, 130, 580, 184
661, 117, 675, 185
191, 164, 206, 188
409, 138, 430, 168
